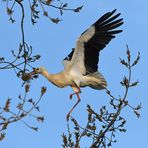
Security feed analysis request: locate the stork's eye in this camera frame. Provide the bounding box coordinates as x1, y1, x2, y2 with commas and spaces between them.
36, 68, 39, 71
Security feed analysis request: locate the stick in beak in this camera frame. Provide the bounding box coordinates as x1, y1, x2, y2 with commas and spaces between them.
22, 70, 36, 81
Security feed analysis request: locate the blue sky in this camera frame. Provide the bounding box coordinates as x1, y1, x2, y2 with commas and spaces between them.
0, 0, 147, 147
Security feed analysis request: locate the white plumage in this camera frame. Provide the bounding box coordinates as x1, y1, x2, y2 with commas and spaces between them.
28, 9, 123, 120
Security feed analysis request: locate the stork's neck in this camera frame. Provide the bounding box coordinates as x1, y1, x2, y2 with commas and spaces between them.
41, 71, 69, 88
41, 70, 53, 82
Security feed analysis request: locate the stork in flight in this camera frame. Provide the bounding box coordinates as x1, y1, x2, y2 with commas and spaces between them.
28, 9, 123, 121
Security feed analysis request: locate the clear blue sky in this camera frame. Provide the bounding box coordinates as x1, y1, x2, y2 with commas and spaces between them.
0, 0, 147, 147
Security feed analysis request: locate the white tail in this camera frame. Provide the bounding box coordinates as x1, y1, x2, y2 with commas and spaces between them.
87, 71, 107, 90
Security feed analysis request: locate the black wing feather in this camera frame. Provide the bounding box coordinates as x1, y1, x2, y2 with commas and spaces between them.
100, 13, 121, 26
64, 48, 75, 61
95, 9, 117, 25
84, 9, 123, 74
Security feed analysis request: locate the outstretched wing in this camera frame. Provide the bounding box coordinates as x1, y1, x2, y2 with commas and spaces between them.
63, 9, 123, 74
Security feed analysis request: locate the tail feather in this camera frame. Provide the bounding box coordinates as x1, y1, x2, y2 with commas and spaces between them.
87, 71, 107, 90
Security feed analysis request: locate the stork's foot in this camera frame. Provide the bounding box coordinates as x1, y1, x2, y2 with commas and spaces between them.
66, 113, 71, 121
69, 90, 81, 100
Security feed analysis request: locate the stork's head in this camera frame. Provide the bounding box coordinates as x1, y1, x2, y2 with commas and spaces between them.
22, 67, 49, 81
22, 67, 45, 81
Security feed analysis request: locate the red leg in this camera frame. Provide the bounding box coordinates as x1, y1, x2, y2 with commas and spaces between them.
67, 92, 81, 121
69, 88, 81, 100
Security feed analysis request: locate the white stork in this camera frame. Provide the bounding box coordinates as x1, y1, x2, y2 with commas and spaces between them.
28, 9, 123, 121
